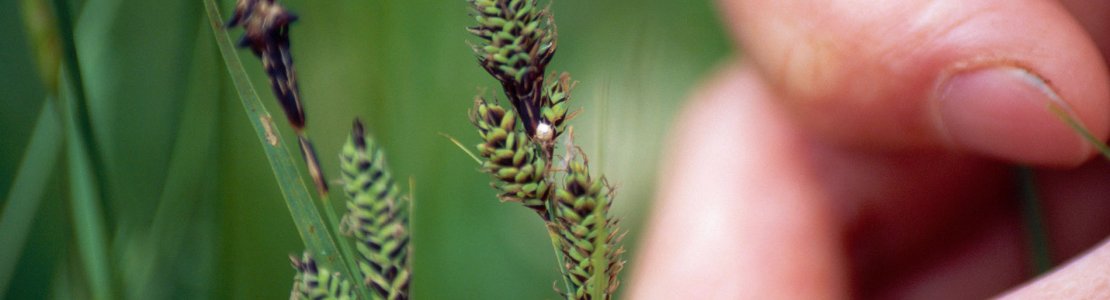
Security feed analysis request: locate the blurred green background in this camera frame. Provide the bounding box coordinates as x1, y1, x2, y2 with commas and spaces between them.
1, 0, 731, 298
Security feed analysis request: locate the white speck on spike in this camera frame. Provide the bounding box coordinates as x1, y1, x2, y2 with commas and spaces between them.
536, 122, 554, 142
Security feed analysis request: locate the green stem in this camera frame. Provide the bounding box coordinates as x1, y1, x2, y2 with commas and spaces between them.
1017, 167, 1052, 274
588, 222, 609, 300
545, 224, 574, 300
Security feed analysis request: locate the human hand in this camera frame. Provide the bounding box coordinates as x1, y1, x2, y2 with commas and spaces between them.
630, 1, 1110, 298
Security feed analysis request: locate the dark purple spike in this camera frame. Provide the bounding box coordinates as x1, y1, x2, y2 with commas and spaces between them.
352, 119, 367, 150
262, 39, 305, 130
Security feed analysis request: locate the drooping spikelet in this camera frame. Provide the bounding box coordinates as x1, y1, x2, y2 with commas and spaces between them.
471, 98, 551, 215
228, 0, 305, 130
229, 0, 330, 197
468, 0, 556, 138
340, 119, 410, 300
551, 161, 625, 300
289, 252, 355, 300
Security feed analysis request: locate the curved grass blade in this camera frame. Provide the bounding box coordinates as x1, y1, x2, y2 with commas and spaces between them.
62, 76, 115, 300
202, 1, 370, 299
0, 99, 62, 294
125, 23, 221, 298
50, 0, 116, 297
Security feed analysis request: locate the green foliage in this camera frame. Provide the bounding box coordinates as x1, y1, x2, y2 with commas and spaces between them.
340, 120, 411, 300
1, 0, 729, 298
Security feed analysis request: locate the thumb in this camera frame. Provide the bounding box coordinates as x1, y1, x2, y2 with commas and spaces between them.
720, 0, 1110, 166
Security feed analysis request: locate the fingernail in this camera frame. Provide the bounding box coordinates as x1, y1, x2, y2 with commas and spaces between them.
935, 67, 1088, 165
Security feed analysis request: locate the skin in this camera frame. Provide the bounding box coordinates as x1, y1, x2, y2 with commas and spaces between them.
630, 0, 1110, 299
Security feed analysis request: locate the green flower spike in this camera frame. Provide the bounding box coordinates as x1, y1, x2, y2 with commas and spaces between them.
468, 0, 556, 138
551, 161, 625, 300
471, 98, 551, 215
340, 119, 411, 300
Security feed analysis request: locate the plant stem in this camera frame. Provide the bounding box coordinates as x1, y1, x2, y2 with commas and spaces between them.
545, 224, 574, 299
1017, 167, 1052, 274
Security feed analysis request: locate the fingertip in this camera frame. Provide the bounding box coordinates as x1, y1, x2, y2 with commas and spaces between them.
933, 65, 1108, 167
716, 0, 1110, 161
629, 62, 847, 299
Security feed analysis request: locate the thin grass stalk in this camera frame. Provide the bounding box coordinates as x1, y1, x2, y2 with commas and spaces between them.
545, 223, 573, 296
1047, 102, 1110, 160
1016, 167, 1052, 274
202, 2, 371, 299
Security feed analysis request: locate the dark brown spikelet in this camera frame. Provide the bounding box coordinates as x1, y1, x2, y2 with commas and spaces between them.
471, 98, 551, 216
298, 135, 329, 196
229, 0, 305, 130
468, 0, 556, 138
551, 160, 625, 300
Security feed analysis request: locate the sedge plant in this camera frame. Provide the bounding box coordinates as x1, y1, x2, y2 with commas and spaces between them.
467, 0, 626, 298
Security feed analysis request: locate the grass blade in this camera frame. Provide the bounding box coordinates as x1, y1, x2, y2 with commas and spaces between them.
201, 1, 369, 298
0, 98, 62, 294
125, 21, 221, 298
62, 77, 115, 300
50, 0, 115, 297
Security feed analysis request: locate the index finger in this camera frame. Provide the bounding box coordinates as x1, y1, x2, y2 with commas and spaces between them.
720, 0, 1110, 166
